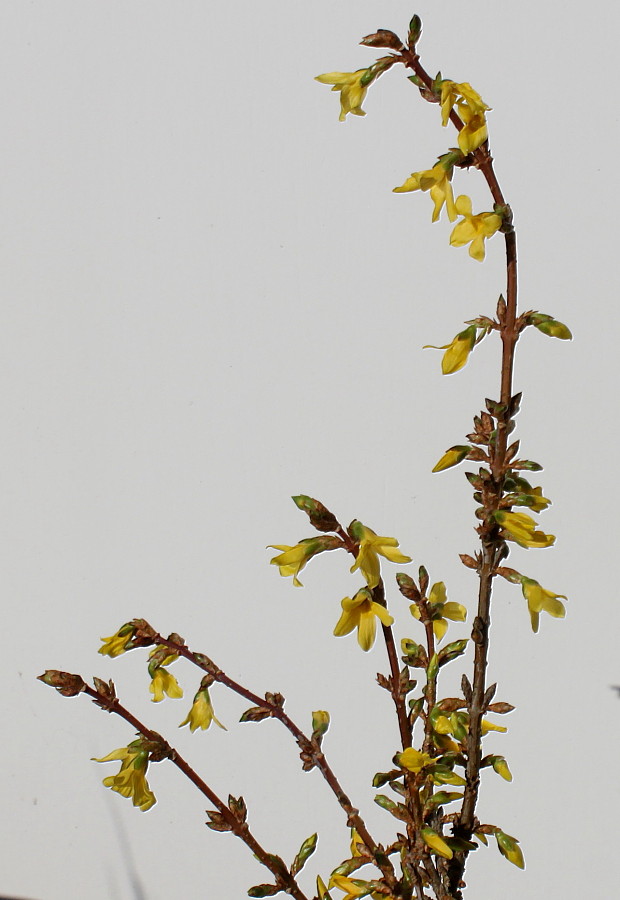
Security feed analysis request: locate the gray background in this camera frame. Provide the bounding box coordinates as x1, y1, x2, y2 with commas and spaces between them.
3, 1, 619, 898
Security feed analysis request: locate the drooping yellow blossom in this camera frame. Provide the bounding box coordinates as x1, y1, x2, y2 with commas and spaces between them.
348, 520, 412, 588
269, 542, 313, 587
494, 510, 555, 549
179, 686, 226, 732
432, 445, 470, 473
315, 70, 370, 121
421, 826, 453, 859
393, 163, 458, 222
457, 103, 488, 154
440, 80, 490, 127
450, 195, 502, 262
269, 536, 341, 587
520, 577, 566, 633
148, 649, 183, 703
93, 743, 156, 811
398, 746, 434, 773
410, 581, 467, 642
98, 623, 136, 658
333, 588, 394, 651
425, 324, 477, 374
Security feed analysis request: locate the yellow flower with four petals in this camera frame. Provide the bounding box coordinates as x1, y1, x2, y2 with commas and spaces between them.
450, 195, 502, 261
349, 520, 412, 589
333, 588, 394, 651
521, 577, 566, 633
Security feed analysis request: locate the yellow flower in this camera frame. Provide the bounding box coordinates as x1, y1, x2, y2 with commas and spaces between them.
494, 510, 555, 549
440, 80, 490, 127
425, 324, 477, 374
457, 103, 488, 154
148, 649, 183, 703
393, 163, 457, 222
180, 686, 226, 732
348, 520, 412, 588
450, 195, 502, 262
521, 577, 566, 633
333, 588, 394, 651
410, 581, 467, 642
93, 744, 156, 811
432, 445, 470, 473
398, 746, 434, 773
269, 536, 340, 587
315, 70, 370, 121
98, 623, 136, 657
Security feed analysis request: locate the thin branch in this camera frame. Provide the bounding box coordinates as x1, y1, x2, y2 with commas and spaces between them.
79, 683, 311, 900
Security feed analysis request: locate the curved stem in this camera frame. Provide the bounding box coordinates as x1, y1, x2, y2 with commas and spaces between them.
82, 685, 310, 900
155, 632, 398, 890
400, 46, 520, 898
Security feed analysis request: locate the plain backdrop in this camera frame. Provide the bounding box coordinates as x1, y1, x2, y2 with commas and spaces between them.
3, 2, 619, 898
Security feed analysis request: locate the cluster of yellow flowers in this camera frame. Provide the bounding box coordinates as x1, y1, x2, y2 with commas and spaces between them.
95, 634, 226, 808
316, 69, 501, 262
271, 521, 411, 651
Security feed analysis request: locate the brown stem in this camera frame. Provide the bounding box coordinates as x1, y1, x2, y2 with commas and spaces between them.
399, 46, 520, 899
154, 633, 398, 890
82, 685, 309, 900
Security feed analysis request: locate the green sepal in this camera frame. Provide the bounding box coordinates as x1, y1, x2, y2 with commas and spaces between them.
291, 832, 318, 876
